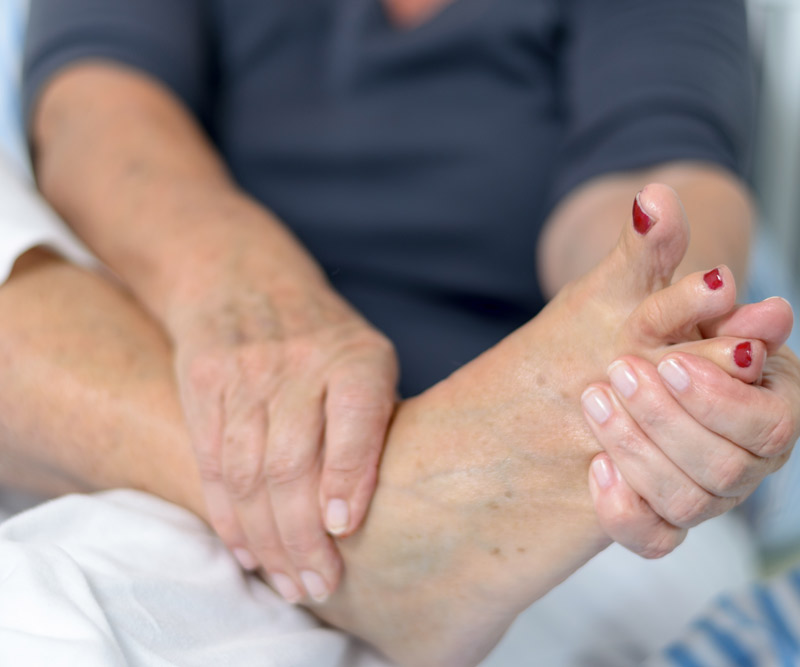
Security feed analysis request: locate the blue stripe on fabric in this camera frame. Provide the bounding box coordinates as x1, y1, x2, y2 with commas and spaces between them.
719, 595, 758, 629
693, 619, 755, 667
754, 585, 800, 666
663, 643, 705, 667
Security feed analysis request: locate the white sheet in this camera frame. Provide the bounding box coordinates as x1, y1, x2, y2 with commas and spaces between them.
0, 490, 756, 667
0, 491, 389, 667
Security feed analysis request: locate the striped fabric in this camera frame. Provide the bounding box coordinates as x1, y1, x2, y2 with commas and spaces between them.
649, 567, 800, 666
0, 0, 30, 174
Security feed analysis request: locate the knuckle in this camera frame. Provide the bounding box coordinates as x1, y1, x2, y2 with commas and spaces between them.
757, 412, 796, 458
235, 344, 281, 383
664, 488, 716, 528
711, 451, 752, 496
611, 427, 648, 460
637, 529, 684, 560
196, 455, 224, 483
264, 454, 313, 486
224, 461, 264, 501
281, 532, 323, 560
248, 534, 283, 562
328, 384, 393, 418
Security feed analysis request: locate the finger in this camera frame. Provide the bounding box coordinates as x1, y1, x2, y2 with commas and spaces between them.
627, 266, 736, 346
218, 395, 302, 602
589, 453, 687, 559
699, 297, 794, 354
265, 387, 341, 603
178, 361, 250, 561
607, 356, 774, 498
658, 351, 800, 460
321, 363, 396, 538
666, 336, 766, 385
581, 384, 737, 528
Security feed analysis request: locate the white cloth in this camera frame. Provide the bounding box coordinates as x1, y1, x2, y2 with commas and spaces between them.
0, 490, 389, 667
0, 489, 756, 667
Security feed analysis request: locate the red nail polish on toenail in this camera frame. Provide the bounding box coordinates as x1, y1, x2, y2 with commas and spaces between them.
734, 342, 753, 368
633, 193, 654, 235
703, 268, 723, 290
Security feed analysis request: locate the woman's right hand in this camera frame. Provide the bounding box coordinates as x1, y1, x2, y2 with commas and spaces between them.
169, 255, 398, 605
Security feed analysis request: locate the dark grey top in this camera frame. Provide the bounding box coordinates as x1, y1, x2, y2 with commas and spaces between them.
24, 0, 754, 396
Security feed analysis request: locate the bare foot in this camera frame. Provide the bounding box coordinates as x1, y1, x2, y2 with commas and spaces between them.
311, 185, 743, 665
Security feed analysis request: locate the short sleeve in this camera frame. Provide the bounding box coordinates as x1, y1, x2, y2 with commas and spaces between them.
0, 156, 99, 285
550, 0, 756, 205
23, 0, 214, 133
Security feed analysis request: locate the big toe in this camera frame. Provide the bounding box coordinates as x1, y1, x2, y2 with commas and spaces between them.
603, 184, 690, 306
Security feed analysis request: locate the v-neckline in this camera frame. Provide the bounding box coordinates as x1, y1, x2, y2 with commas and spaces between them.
378, 0, 463, 34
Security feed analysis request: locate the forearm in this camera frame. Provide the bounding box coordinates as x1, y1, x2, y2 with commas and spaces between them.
31, 63, 330, 327
537, 162, 754, 297
0, 249, 204, 516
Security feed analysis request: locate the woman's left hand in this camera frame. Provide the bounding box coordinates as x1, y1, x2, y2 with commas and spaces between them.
585, 298, 800, 558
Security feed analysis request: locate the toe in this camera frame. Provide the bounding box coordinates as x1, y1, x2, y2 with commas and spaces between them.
607, 184, 691, 305
625, 265, 736, 347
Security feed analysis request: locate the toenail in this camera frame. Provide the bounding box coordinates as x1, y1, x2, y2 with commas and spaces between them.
633, 192, 654, 235
703, 268, 724, 291
608, 361, 638, 399
658, 359, 691, 392
582, 388, 613, 425
734, 342, 753, 368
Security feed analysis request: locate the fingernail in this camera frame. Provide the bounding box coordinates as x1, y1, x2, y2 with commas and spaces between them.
592, 457, 617, 490
608, 361, 638, 399
582, 388, 612, 425
703, 268, 724, 291
300, 570, 330, 603
766, 296, 792, 307
658, 359, 691, 392
633, 192, 654, 235
233, 548, 258, 571
735, 342, 753, 368
271, 573, 302, 604
326, 499, 350, 536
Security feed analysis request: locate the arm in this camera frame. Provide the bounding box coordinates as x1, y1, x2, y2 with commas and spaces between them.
31, 62, 399, 600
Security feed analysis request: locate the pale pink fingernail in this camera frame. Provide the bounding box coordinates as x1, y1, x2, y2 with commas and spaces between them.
658, 359, 691, 392
233, 548, 258, 571
608, 361, 638, 399
326, 499, 349, 536
592, 457, 617, 490
301, 570, 330, 603
582, 388, 612, 425
271, 573, 302, 604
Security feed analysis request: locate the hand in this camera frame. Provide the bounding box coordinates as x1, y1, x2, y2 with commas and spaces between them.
172, 278, 398, 603
586, 290, 800, 557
